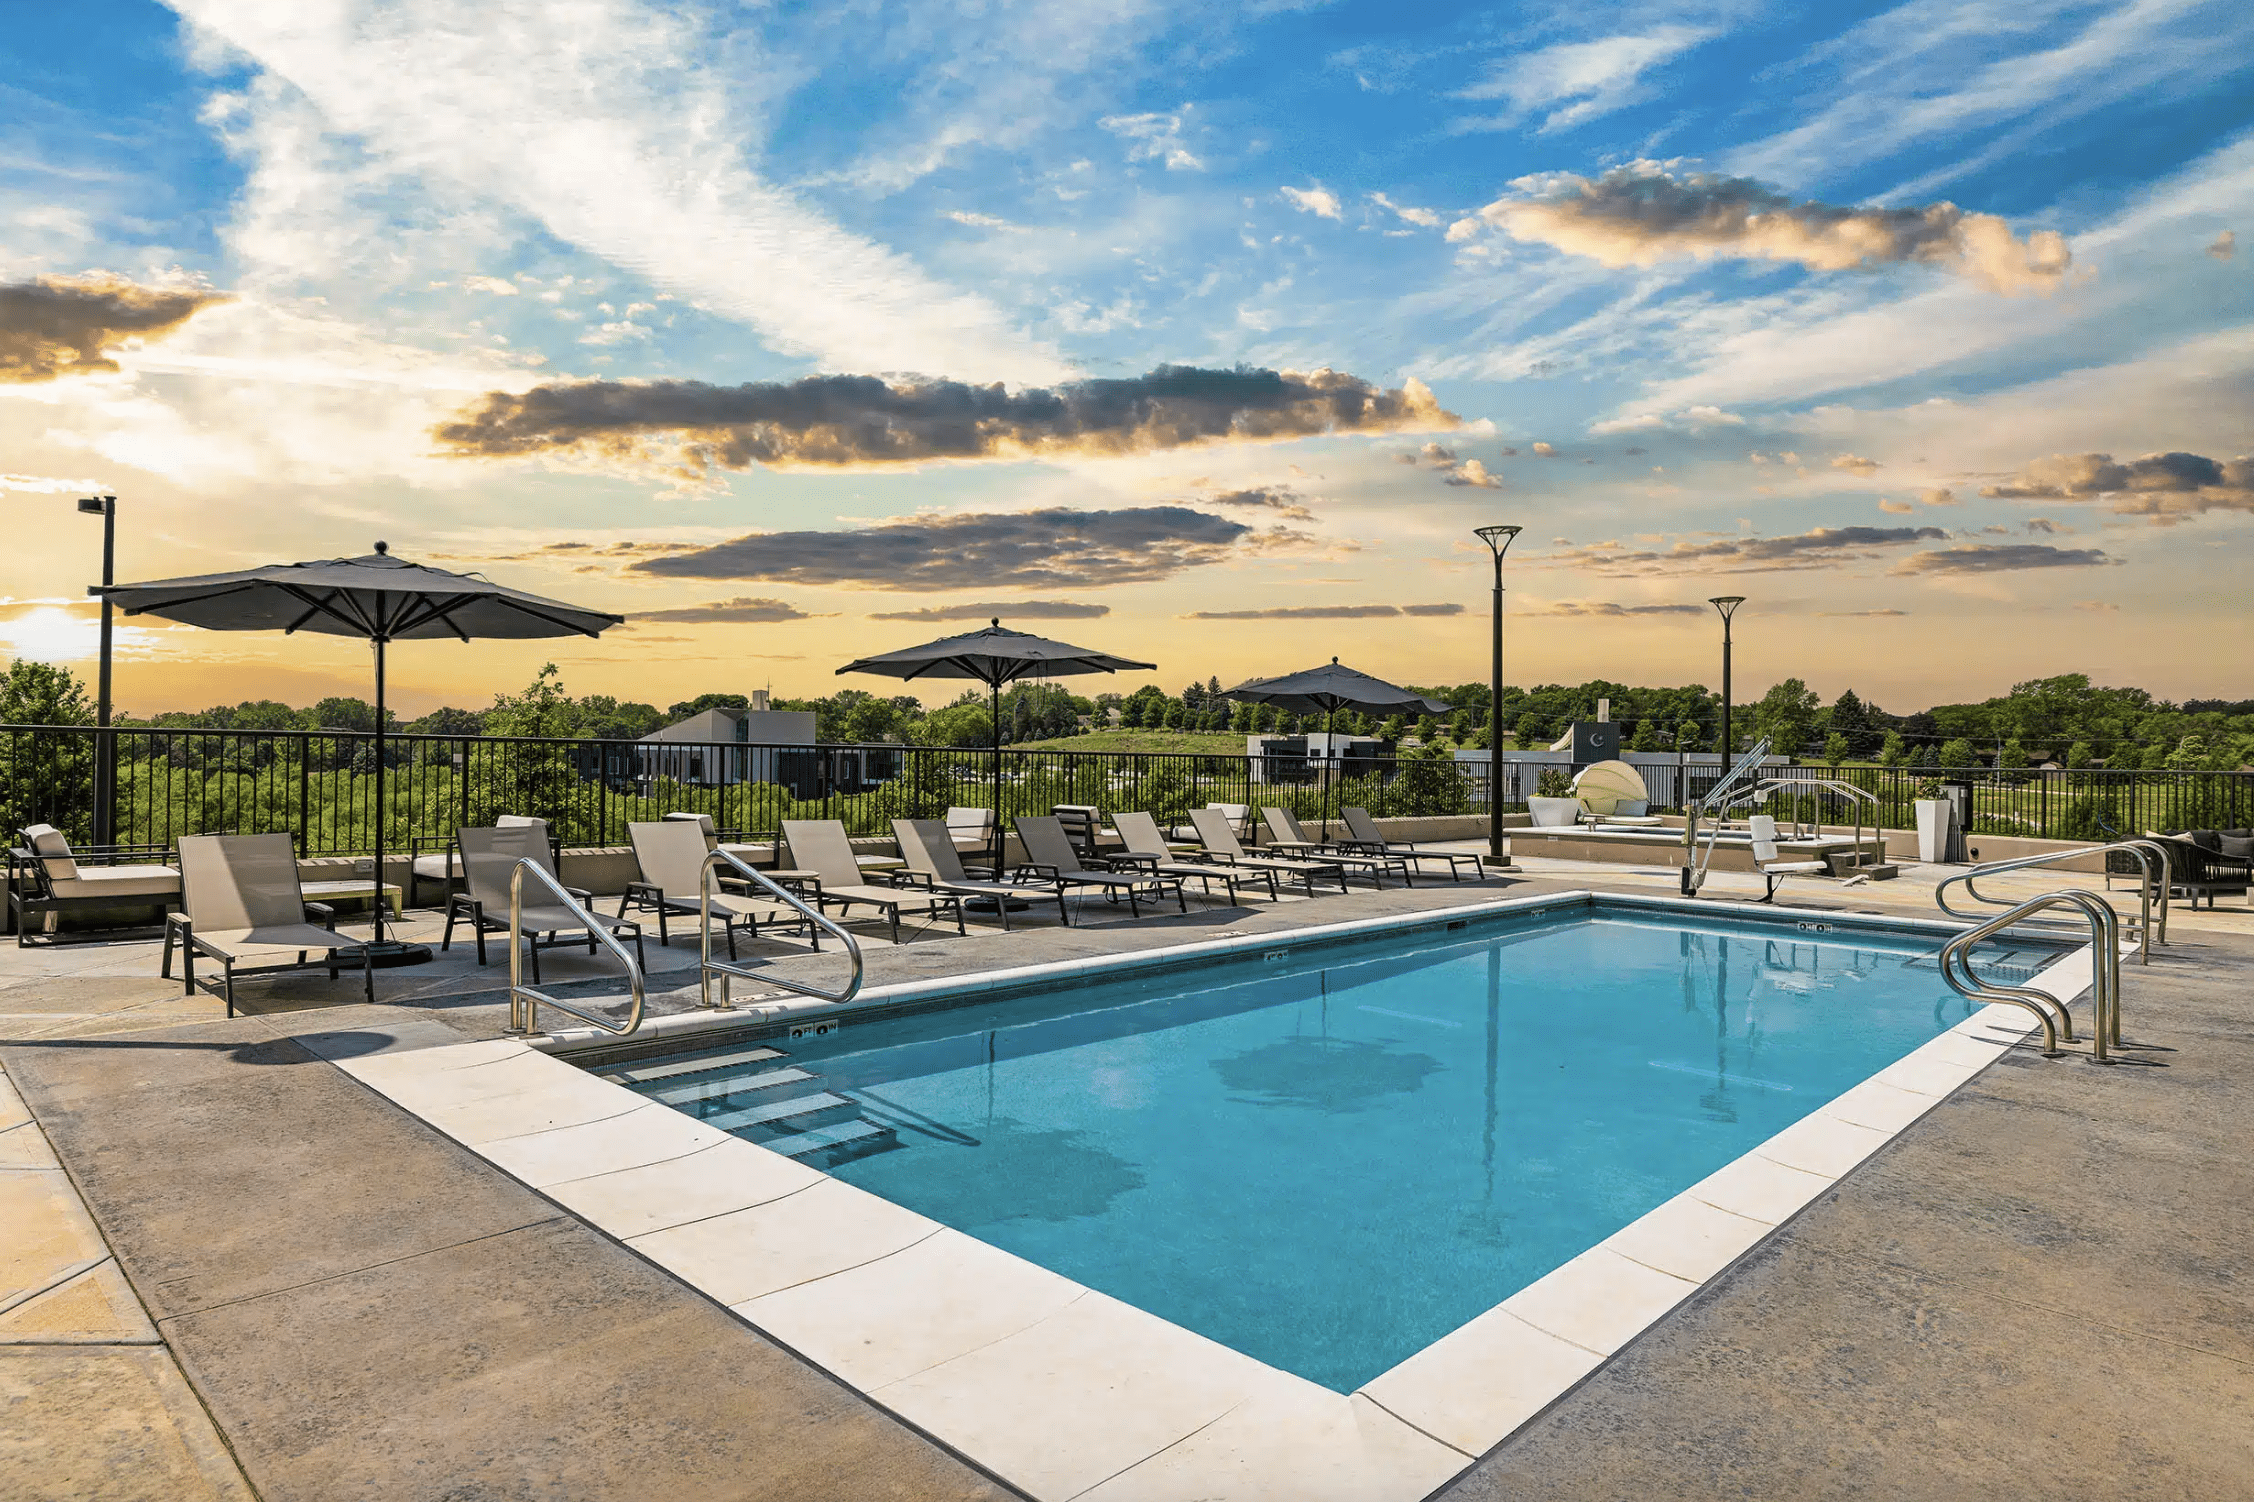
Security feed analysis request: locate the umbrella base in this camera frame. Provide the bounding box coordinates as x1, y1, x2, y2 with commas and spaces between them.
364, 940, 435, 967
963, 896, 1033, 914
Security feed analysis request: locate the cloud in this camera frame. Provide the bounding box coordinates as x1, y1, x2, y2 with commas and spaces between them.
1523, 600, 1703, 616
1979, 450, 2254, 518
1530, 441, 1557, 457
1878, 498, 1914, 514
1817, 609, 1909, 617
1100, 110, 1203, 171
1831, 453, 1881, 476
1205, 485, 1318, 520
0, 472, 109, 495
436, 364, 1456, 477
1890, 543, 2115, 575
1369, 192, 1442, 228
1463, 162, 2072, 294
631, 506, 1288, 590
1183, 603, 1465, 620
2075, 600, 2120, 613
1281, 184, 1343, 220
1591, 405, 1742, 435
945, 210, 1017, 230
1452, 28, 1710, 134
1539, 524, 1949, 576
1443, 458, 1503, 489
1920, 487, 1959, 506
459, 275, 519, 295
2211, 229, 2237, 261
0, 272, 229, 383
868, 600, 1111, 622
629, 596, 812, 624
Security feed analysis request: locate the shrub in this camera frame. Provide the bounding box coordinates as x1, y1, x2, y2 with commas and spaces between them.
1536, 768, 1574, 799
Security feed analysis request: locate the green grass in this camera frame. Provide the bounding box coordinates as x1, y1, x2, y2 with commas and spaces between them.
1015, 730, 1250, 753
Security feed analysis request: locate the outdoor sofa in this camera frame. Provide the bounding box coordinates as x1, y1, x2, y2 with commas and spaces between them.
9, 824, 182, 945
2142, 828, 2253, 910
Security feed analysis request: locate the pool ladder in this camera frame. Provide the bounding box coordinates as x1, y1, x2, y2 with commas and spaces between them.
593, 1038, 899, 1165
1937, 888, 2123, 1063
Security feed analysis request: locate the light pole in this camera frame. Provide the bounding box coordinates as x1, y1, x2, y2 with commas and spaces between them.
1709, 595, 1745, 769
77, 495, 117, 848
1475, 525, 1521, 866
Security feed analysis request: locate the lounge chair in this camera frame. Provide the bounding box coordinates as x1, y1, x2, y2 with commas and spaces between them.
10, 824, 182, 945
945, 806, 997, 857
2145, 829, 2252, 910
1188, 808, 1349, 897
1014, 816, 1186, 917
1171, 802, 1252, 844
1259, 807, 1410, 886
1749, 815, 1828, 903
161, 833, 371, 1014
622, 820, 819, 955
443, 823, 645, 981
893, 819, 1069, 929
410, 813, 551, 906
1340, 807, 1482, 882
782, 820, 965, 943
1052, 805, 1105, 861
1108, 811, 1261, 903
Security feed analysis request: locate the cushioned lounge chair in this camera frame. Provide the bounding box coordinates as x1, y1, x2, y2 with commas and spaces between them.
1340, 807, 1483, 882
1258, 807, 1410, 886
622, 820, 818, 956
443, 822, 644, 981
782, 819, 964, 943
11, 824, 182, 945
1014, 816, 1186, 918
161, 833, 371, 1014
1750, 815, 1829, 903
893, 819, 1068, 929
1188, 808, 1349, 897
1108, 811, 1260, 903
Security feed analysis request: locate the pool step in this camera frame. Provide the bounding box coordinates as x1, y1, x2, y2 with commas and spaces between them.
649, 1065, 816, 1107
595, 1043, 786, 1086
704, 1090, 862, 1134
758, 1118, 898, 1165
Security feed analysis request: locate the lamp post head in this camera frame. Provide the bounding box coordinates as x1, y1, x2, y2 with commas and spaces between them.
1708, 594, 1745, 622
1473, 524, 1522, 558
76, 495, 114, 516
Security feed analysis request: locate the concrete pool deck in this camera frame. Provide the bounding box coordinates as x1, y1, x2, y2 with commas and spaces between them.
3, 855, 2249, 1499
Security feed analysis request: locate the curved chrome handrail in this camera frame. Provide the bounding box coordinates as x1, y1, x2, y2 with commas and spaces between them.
507, 857, 645, 1037
1936, 840, 2168, 962
1938, 889, 2120, 1061
697, 847, 864, 1011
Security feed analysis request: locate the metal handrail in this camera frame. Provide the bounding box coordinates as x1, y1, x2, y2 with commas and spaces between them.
698, 847, 863, 1011
1716, 775, 1884, 870
1938, 889, 2120, 1061
507, 857, 645, 1036
1936, 840, 2169, 962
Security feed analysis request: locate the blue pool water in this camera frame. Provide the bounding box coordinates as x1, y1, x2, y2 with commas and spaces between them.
630, 908, 2057, 1391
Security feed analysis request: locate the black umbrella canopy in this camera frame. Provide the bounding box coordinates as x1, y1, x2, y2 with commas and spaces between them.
1222, 657, 1449, 718
96, 542, 625, 961
94, 543, 625, 642
836, 620, 1154, 688
839, 619, 1154, 874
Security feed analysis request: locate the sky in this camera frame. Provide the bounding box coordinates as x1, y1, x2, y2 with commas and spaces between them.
1, 0, 2249, 719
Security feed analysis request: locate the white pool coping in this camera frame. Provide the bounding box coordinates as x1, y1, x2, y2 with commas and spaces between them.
331, 895, 2109, 1501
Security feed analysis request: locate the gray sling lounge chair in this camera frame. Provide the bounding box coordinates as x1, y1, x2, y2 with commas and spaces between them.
1259, 807, 1410, 886
623, 820, 818, 956
444, 822, 645, 981
161, 833, 372, 1014
411, 813, 551, 905
1189, 808, 1350, 897
1339, 807, 1482, 882
783, 820, 965, 943
1015, 816, 1186, 918
893, 819, 1069, 929
1108, 811, 1259, 904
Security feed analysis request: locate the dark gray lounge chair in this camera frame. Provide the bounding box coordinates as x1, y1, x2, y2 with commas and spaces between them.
1340, 806, 1482, 882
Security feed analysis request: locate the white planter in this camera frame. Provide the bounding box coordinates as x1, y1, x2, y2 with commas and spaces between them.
1528, 797, 1583, 828
1914, 799, 1956, 863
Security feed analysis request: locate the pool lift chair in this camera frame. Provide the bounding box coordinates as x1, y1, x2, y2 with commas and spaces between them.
1747, 815, 1830, 903
1679, 737, 1771, 897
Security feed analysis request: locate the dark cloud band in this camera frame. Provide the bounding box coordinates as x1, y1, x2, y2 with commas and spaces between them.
436, 364, 1455, 475
1538, 525, 1947, 576
1981, 450, 2254, 519
0, 272, 228, 384
1891, 544, 2114, 575
1182, 603, 1465, 619
629, 596, 812, 623
868, 601, 1112, 622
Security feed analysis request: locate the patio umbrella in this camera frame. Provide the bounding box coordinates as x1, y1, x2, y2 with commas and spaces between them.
1223, 657, 1449, 827
96, 542, 624, 962
837, 619, 1154, 872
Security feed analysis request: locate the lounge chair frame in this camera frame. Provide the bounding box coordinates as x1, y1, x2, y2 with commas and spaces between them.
892, 819, 1070, 929
1338, 807, 1482, 882
158, 833, 373, 1016
620, 821, 821, 956
1259, 807, 1411, 887
1188, 808, 1350, 897
783, 820, 967, 943
443, 823, 646, 981
1014, 816, 1187, 918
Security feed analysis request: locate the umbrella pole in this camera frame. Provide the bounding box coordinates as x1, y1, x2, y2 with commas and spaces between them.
992, 678, 1005, 875
1323, 703, 1336, 835
372, 635, 388, 944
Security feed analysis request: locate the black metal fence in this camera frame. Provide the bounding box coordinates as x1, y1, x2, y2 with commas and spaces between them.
3, 724, 2248, 856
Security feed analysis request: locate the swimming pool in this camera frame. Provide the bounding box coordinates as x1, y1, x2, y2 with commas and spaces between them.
619, 904, 2061, 1392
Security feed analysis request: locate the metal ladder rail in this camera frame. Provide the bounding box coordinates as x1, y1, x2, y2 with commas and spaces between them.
1712, 775, 1884, 873
507, 858, 646, 1037
1938, 889, 2121, 1061
1936, 840, 2169, 962
698, 847, 864, 1012
1681, 737, 1775, 895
